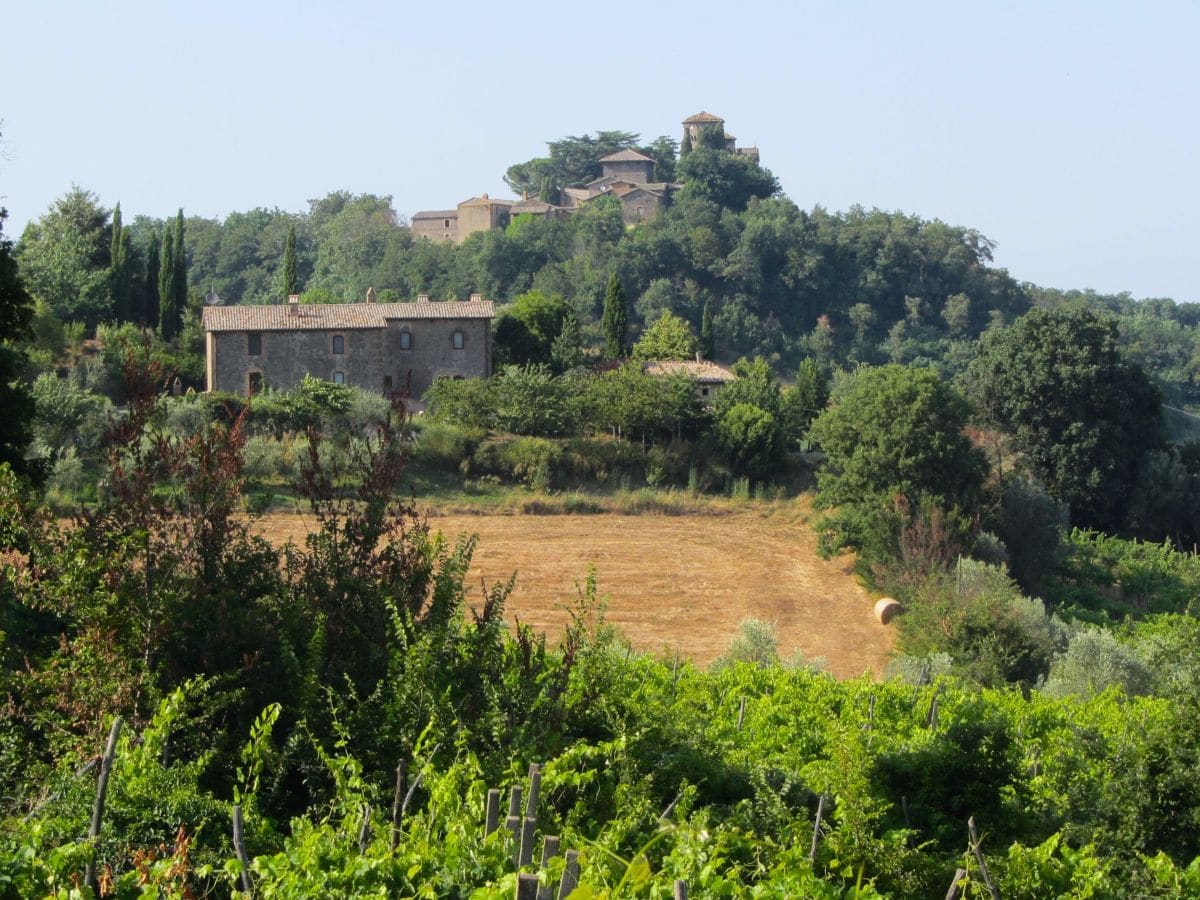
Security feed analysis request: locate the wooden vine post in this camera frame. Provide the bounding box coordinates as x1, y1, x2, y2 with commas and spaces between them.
390, 758, 408, 851
83, 717, 123, 893
967, 816, 1000, 900
232, 804, 254, 897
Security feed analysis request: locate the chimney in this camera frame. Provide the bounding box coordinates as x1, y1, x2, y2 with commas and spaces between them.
366, 286, 377, 304
468, 292, 482, 302
287, 293, 300, 317
417, 293, 430, 303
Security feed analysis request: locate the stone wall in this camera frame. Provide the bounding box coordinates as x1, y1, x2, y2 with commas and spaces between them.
412, 215, 457, 242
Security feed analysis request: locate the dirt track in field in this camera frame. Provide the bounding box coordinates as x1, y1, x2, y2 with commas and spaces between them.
255, 506, 893, 678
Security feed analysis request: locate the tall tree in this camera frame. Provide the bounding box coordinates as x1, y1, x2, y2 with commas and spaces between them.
0, 209, 39, 481
601, 273, 628, 359
14, 186, 112, 324
809, 364, 985, 556
700, 300, 714, 359
968, 306, 1166, 531
108, 203, 133, 322
281, 223, 298, 297
158, 227, 176, 340
169, 209, 187, 338
143, 233, 160, 328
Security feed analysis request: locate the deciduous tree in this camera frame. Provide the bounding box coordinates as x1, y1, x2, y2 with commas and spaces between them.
968, 307, 1165, 531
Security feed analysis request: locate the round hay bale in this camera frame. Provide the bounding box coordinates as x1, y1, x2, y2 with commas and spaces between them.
874, 598, 903, 625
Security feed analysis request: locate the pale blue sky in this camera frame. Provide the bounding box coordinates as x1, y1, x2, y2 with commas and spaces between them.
3, 1, 1197, 301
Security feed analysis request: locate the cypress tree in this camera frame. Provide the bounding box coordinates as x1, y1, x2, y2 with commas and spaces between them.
109, 203, 130, 321
601, 273, 628, 360
159, 228, 175, 340
700, 300, 714, 359
282, 224, 298, 297
171, 209, 187, 338
680, 128, 692, 157
144, 233, 160, 328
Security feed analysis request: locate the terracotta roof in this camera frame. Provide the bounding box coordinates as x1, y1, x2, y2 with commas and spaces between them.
203, 300, 496, 333
458, 195, 515, 207
412, 210, 458, 220
643, 359, 737, 382
599, 148, 655, 163
562, 188, 590, 200
682, 111, 725, 124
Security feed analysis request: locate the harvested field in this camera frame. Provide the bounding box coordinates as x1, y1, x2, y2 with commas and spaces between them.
255, 504, 893, 678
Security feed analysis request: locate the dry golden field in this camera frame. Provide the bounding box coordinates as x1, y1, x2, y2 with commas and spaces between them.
255, 503, 894, 679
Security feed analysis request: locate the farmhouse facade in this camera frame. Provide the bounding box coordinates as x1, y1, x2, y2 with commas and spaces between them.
201, 293, 495, 398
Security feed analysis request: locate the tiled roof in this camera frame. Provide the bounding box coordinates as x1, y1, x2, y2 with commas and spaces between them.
643, 359, 737, 382
412, 209, 458, 220
203, 301, 496, 332
683, 111, 725, 124
459, 195, 515, 207
510, 199, 558, 214
599, 148, 655, 163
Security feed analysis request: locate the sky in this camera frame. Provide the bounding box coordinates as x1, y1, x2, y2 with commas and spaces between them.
3, 1, 1198, 302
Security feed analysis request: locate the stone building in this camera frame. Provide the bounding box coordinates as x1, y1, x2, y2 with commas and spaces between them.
410, 112, 759, 239
202, 292, 494, 399
681, 111, 760, 163
410, 194, 514, 244
643, 358, 737, 404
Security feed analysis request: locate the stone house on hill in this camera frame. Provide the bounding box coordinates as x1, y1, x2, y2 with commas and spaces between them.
643, 358, 737, 404
202, 293, 494, 398
411, 194, 514, 244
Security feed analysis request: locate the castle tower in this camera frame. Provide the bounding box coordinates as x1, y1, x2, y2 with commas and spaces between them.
682, 111, 726, 151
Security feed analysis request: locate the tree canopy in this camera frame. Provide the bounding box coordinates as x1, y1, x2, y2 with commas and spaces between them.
969, 307, 1165, 531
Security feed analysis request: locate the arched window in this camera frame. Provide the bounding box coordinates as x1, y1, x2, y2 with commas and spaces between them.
452, 330, 465, 350
332, 334, 344, 354
399, 330, 412, 350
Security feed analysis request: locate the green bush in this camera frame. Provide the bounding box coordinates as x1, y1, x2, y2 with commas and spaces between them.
470, 435, 563, 489
1042, 629, 1153, 698
410, 421, 481, 473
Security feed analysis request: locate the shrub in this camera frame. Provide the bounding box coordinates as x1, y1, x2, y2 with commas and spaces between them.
470, 436, 562, 489
1042, 629, 1152, 698
410, 421, 480, 473
714, 618, 779, 668
896, 559, 1064, 686
715, 403, 781, 477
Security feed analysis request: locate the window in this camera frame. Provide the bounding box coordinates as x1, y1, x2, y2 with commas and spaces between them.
333, 371, 345, 385
399, 330, 412, 350
383, 375, 393, 392
452, 330, 465, 350
248, 333, 262, 356
701, 386, 709, 397
443, 218, 450, 229
248, 372, 262, 395
332, 334, 344, 354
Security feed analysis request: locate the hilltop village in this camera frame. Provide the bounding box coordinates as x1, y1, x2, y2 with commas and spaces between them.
411, 111, 761, 242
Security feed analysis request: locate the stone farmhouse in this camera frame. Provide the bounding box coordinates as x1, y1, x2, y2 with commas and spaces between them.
411, 111, 760, 241
643, 358, 737, 405
201, 291, 494, 398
